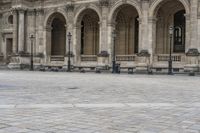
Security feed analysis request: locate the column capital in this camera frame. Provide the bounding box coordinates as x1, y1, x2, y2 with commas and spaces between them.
107, 22, 116, 27
45, 25, 52, 32
184, 13, 190, 20
37, 8, 44, 14
27, 9, 36, 16
148, 17, 157, 23
137, 18, 142, 24
16, 8, 27, 14
11, 8, 18, 14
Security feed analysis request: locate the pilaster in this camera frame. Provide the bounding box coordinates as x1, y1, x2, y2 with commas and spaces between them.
66, 3, 75, 65
35, 8, 44, 56
27, 9, 36, 54
98, 0, 110, 66
189, 0, 198, 50
11, 9, 18, 53
17, 8, 26, 53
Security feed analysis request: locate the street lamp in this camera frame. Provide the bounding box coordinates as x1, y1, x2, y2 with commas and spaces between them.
67, 32, 72, 72
112, 30, 117, 73
168, 26, 173, 75
29, 34, 35, 71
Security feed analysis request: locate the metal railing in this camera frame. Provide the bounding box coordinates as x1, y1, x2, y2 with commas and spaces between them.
157, 54, 182, 62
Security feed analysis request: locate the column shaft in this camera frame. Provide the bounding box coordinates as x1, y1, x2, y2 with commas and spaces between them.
18, 9, 25, 52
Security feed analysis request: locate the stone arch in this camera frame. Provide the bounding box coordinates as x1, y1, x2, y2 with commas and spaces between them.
108, 0, 142, 24
149, 0, 190, 17
153, 0, 187, 54
75, 7, 100, 57
74, 5, 101, 26
44, 8, 68, 28
109, 3, 140, 55
45, 12, 67, 58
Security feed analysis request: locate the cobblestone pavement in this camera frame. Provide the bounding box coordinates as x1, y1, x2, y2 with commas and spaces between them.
0, 70, 200, 133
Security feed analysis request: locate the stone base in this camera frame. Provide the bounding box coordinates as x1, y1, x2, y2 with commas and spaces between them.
136, 63, 148, 73
8, 63, 22, 69
184, 64, 199, 72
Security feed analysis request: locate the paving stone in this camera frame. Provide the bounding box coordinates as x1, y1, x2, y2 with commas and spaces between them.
0, 71, 200, 133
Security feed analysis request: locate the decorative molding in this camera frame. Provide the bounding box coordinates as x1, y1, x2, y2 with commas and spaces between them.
27, 9, 36, 16
186, 48, 200, 56
184, 13, 190, 20
148, 17, 157, 23
35, 8, 44, 16
97, 51, 109, 57
99, 0, 110, 7
66, 3, 75, 12
137, 50, 150, 57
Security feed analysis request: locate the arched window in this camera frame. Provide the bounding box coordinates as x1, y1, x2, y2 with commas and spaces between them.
173, 10, 185, 53
78, 9, 100, 55
115, 5, 139, 55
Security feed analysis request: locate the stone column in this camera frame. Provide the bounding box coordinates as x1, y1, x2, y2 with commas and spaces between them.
107, 22, 116, 66
35, 9, 44, 56
0, 14, 2, 55
140, 0, 149, 52
18, 8, 25, 52
98, 0, 110, 66
197, 2, 200, 52
184, 0, 199, 72
189, 0, 198, 50
148, 17, 157, 65
12, 9, 18, 53
66, 3, 75, 66
27, 9, 36, 53
136, 0, 151, 72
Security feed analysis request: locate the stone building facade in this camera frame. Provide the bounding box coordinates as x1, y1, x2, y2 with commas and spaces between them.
0, 0, 200, 72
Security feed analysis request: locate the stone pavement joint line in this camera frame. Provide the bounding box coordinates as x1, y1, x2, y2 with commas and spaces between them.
0, 103, 200, 109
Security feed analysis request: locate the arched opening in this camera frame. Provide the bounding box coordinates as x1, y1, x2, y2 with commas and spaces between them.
46, 12, 66, 61
78, 9, 100, 56
155, 0, 186, 54
51, 15, 66, 56
114, 5, 139, 55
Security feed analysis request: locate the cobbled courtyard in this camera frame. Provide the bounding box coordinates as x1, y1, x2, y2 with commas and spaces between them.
0, 70, 200, 133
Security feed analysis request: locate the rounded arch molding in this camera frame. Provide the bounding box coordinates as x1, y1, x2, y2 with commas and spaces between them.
44, 8, 68, 27
74, 4, 102, 26
108, 0, 142, 24
149, 0, 190, 17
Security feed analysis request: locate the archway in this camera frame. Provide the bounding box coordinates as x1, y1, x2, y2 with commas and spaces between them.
155, 0, 186, 54
77, 9, 100, 56
113, 4, 139, 55
46, 12, 66, 59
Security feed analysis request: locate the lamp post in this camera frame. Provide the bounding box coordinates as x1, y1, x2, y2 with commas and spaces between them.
168, 26, 173, 75
29, 34, 35, 71
67, 32, 72, 72
112, 30, 116, 73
